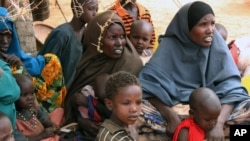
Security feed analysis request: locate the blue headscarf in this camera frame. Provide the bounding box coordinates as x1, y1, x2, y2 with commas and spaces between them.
0, 7, 45, 76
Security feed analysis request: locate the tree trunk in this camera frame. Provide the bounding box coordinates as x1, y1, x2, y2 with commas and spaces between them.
14, 16, 37, 55
10, 0, 38, 56
0, 0, 10, 8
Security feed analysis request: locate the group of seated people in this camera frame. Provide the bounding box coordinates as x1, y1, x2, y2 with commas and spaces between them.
0, 0, 250, 141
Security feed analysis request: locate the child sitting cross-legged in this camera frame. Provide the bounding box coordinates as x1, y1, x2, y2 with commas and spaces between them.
172, 87, 221, 141
14, 73, 60, 141
96, 71, 142, 141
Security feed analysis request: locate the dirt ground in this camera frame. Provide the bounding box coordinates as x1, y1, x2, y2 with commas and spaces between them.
44, 0, 250, 43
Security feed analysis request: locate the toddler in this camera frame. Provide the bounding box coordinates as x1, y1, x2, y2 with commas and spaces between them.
129, 20, 153, 64
172, 87, 221, 141
14, 74, 59, 141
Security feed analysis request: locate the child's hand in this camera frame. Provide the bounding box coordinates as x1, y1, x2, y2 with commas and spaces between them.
52, 123, 60, 134
42, 127, 57, 138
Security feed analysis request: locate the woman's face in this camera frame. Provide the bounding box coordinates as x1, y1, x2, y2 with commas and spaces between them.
189, 14, 215, 47
102, 23, 126, 59
0, 30, 12, 52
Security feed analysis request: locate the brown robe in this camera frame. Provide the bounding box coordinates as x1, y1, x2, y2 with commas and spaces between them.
64, 10, 143, 124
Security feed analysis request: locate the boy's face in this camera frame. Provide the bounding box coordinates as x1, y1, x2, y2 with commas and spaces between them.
0, 117, 14, 141
129, 26, 152, 55
191, 106, 220, 132
105, 85, 142, 127
0, 30, 12, 52
80, 0, 98, 23
16, 79, 35, 109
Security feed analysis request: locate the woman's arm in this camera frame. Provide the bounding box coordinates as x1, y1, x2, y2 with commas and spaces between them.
148, 97, 181, 135
206, 104, 233, 141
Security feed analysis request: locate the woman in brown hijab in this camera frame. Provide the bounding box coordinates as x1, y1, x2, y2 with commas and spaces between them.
63, 10, 143, 139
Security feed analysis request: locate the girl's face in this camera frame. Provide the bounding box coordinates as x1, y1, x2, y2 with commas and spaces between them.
189, 14, 215, 47
0, 30, 12, 52
81, 0, 98, 23
105, 85, 142, 127
0, 117, 14, 141
102, 23, 126, 59
16, 79, 35, 109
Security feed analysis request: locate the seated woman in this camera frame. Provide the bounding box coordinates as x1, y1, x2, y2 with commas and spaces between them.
63, 10, 143, 139
0, 7, 66, 113
138, 1, 250, 140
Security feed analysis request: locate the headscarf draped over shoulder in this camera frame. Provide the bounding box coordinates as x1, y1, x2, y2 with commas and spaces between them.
138, 1, 249, 106
0, 7, 44, 76
64, 10, 142, 123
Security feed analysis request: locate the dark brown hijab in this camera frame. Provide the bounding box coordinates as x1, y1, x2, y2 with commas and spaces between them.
64, 10, 142, 123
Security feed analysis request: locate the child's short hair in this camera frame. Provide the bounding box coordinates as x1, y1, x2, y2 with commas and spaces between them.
105, 71, 141, 99
13, 73, 32, 86
130, 20, 153, 36
189, 87, 220, 111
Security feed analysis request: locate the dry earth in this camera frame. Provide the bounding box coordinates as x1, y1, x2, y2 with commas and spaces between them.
44, 0, 250, 43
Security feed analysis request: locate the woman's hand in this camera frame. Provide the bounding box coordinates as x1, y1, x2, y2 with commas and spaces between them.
164, 109, 181, 136
78, 116, 101, 137
148, 97, 181, 136
1, 52, 22, 66
71, 92, 88, 108
206, 124, 225, 141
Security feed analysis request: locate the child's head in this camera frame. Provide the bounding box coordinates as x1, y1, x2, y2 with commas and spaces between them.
71, 0, 98, 23
215, 23, 228, 41
189, 87, 221, 132
0, 112, 14, 141
14, 74, 35, 110
121, 0, 136, 5
129, 20, 153, 55
93, 73, 110, 102
104, 71, 142, 127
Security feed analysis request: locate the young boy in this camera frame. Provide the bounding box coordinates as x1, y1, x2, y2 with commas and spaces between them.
129, 20, 153, 64
96, 71, 142, 141
109, 0, 156, 54
0, 112, 14, 141
172, 87, 221, 141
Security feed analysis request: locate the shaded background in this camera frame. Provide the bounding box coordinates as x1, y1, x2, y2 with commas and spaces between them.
44, 0, 250, 43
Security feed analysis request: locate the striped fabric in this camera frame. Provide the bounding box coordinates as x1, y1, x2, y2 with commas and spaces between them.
110, 1, 156, 49
96, 119, 135, 141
